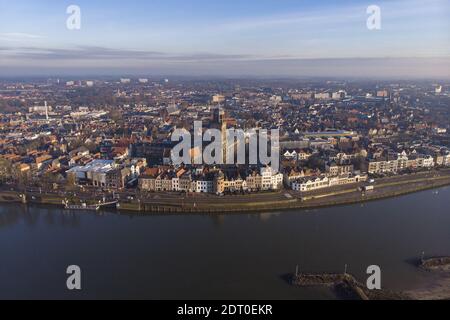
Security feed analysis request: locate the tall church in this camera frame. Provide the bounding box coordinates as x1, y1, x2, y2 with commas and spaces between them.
211, 107, 227, 164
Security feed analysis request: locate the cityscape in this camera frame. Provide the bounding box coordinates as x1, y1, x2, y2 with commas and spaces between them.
0, 0, 449, 304
1, 79, 450, 207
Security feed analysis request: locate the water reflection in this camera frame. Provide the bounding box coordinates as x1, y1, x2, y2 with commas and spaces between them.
0, 204, 82, 229
258, 211, 282, 221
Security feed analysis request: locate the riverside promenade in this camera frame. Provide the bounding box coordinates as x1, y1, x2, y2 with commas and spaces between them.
1, 169, 450, 214
107, 169, 450, 213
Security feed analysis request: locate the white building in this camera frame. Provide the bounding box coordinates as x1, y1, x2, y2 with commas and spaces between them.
292, 176, 329, 192
368, 154, 435, 174
332, 91, 347, 100
212, 94, 226, 103
314, 92, 331, 100
195, 180, 214, 193
292, 174, 367, 192
260, 167, 283, 190
29, 105, 52, 114
172, 178, 180, 191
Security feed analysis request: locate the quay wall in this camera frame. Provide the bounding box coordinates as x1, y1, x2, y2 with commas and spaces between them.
1, 173, 450, 214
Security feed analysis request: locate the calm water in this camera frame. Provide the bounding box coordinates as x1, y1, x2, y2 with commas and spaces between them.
0, 187, 449, 300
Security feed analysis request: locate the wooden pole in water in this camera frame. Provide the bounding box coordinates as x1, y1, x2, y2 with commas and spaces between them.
344, 264, 348, 275
295, 265, 299, 277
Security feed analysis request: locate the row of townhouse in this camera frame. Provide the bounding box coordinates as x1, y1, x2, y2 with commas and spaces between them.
368, 154, 436, 174
139, 167, 283, 194
292, 173, 368, 192
283, 168, 321, 187
435, 153, 450, 166
247, 167, 283, 191
140, 169, 219, 194
325, 162, 354, 176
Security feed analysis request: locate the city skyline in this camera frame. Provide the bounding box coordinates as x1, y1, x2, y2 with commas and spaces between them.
1, 0, 450, 303
0, 0, 449, 77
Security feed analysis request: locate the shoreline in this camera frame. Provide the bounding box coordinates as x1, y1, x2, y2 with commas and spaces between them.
290, 272, 409, 300
1, 170, 450, 214
289, 255, 450, 300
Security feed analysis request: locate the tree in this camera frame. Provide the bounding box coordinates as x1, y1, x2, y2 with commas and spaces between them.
13, 168, 30, 192
0, 158, 13, 184
40, 172, 59, 190
65, 173, 77, 191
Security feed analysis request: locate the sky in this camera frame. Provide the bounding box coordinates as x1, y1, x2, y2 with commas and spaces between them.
0, 0, 449, 78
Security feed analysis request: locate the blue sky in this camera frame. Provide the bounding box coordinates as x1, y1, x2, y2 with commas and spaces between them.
0, 0, 449, 77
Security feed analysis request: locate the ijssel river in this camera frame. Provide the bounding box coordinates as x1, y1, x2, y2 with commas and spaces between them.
0, 186, 449, 299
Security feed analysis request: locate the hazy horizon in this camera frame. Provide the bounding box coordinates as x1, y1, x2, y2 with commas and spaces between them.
1, 0, 449, 78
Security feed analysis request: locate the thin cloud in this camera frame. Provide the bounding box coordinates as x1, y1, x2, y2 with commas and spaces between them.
1, 45, 448, 65
0, 33, 46, 42
0, 45, 254, 62
216, 0, 447, 31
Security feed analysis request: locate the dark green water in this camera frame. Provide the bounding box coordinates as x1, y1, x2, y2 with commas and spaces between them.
0, 186, 449, 299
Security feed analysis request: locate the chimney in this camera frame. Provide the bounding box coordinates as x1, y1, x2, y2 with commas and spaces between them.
45, 101, 49, 121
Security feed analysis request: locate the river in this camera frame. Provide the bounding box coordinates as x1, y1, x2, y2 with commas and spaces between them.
0, 186, 449, 299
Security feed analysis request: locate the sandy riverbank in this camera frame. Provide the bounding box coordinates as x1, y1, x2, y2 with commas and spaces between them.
406, 275, 450, 300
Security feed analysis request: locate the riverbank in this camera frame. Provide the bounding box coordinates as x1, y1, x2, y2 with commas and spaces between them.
289, 255, 450, 300
2, 170, 450, 214
290, 272, 409, 300
405, 256, 450, 300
